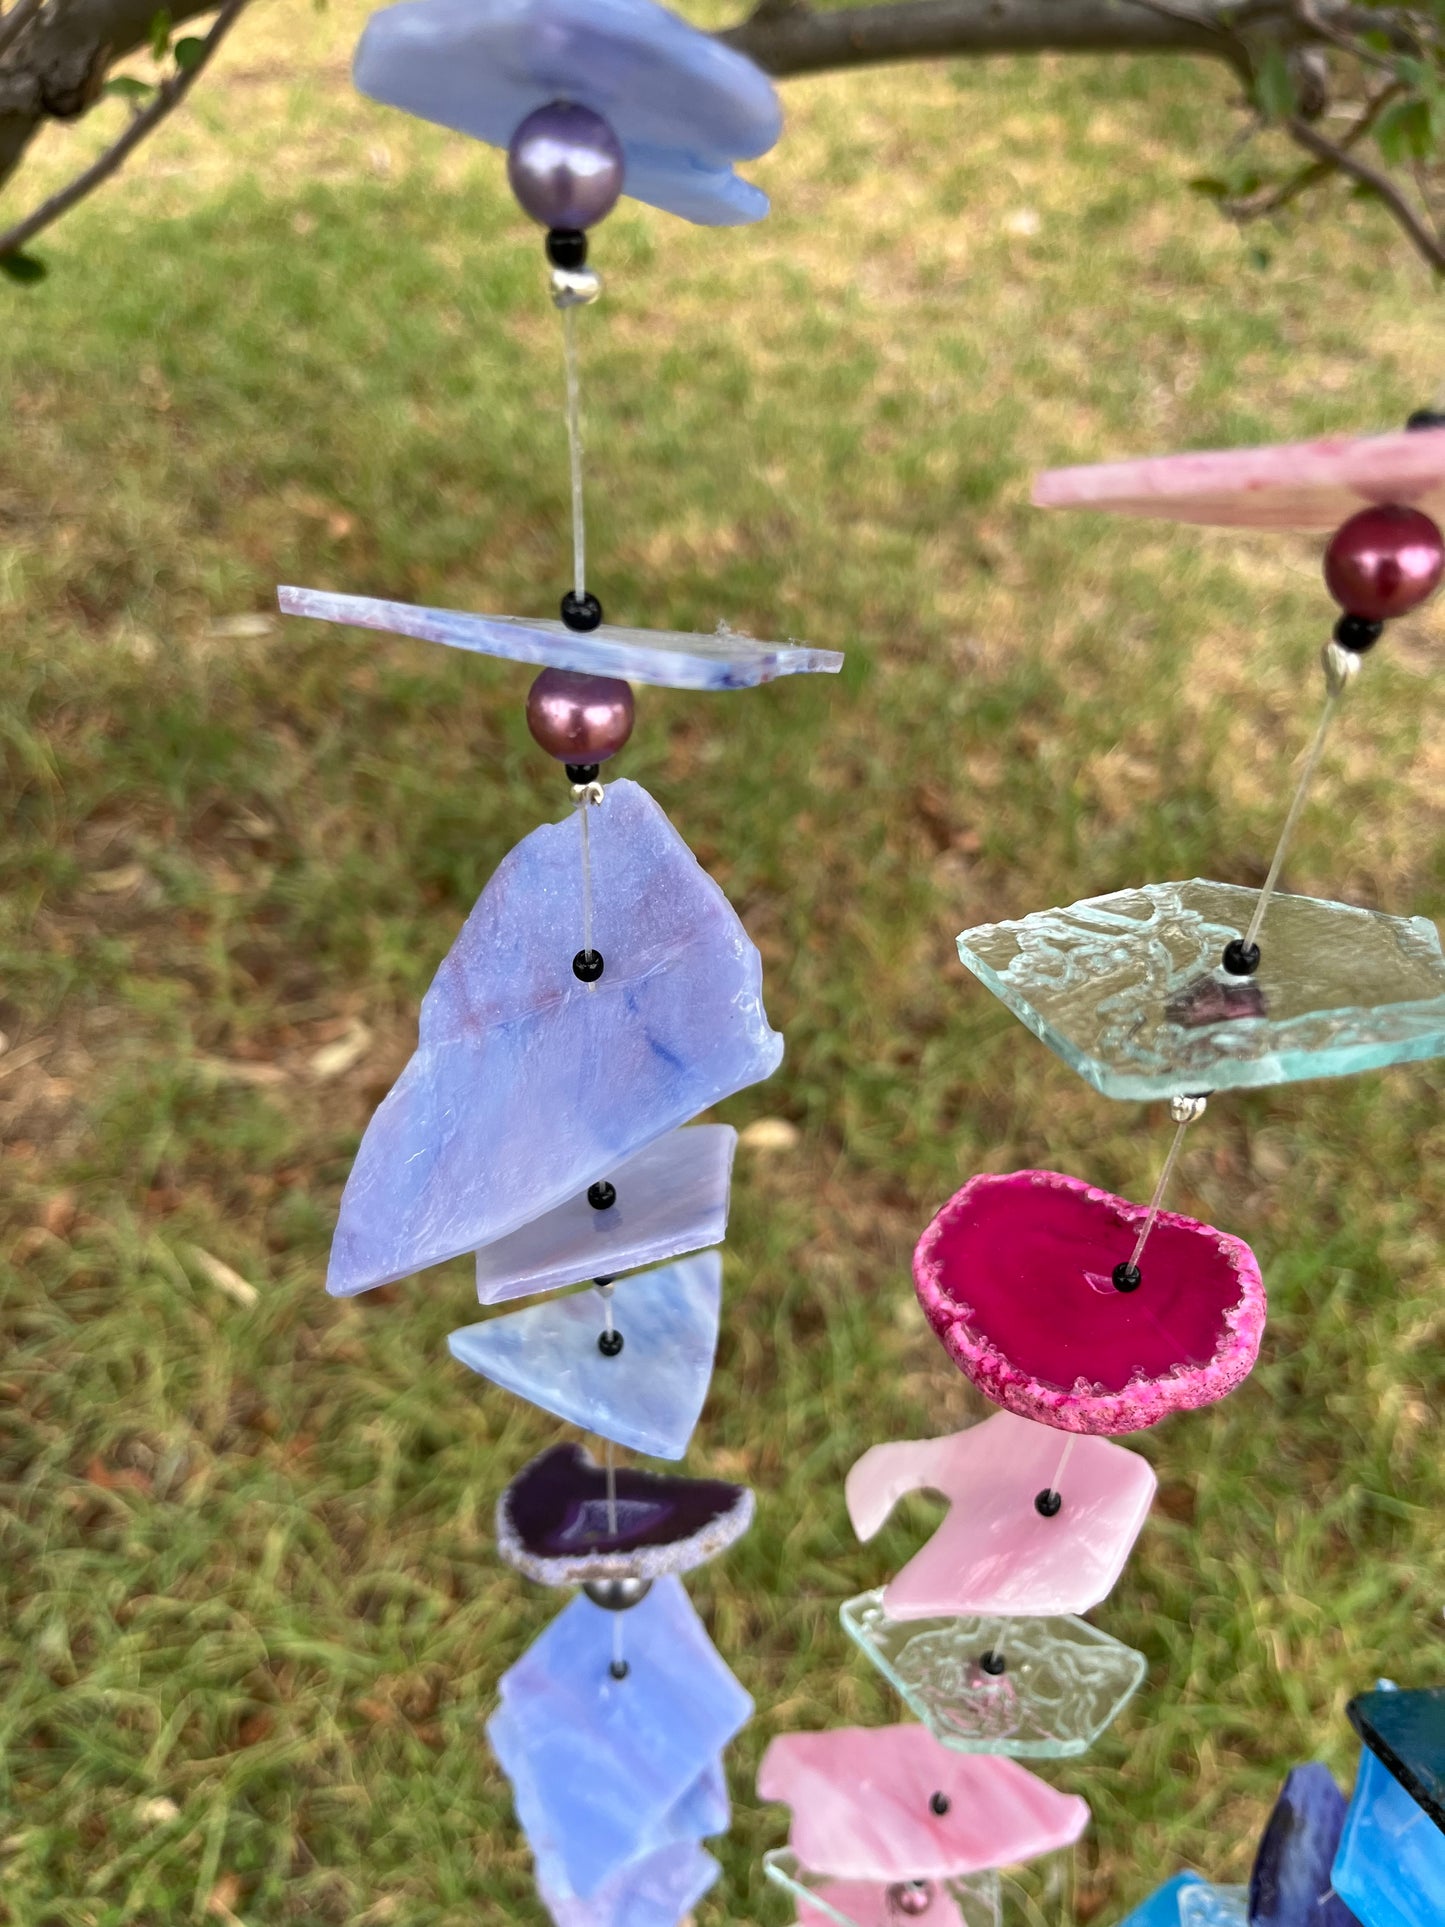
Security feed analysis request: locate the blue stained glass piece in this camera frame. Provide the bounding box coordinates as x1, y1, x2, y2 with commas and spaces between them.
450, 1251, 722, 1458
1349, 1687, 1445, 1831
326, 781, 782, 1295
476, 1126, 735, 1306
1332, 1741, 1445, 1927
280, 587, 843, 691
488, 1576, 752, 1899
1177, 1888, 1246, 1927
351, 0, 783, 226
1114, 1874, 1208, 1927
1250, 1764, 1360, 1927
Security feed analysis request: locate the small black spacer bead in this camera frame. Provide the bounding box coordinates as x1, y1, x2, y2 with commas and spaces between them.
979, 1650, 1007, 1677
598, 1329, 624, 1357
546, 227, 588, 270
573, 948, 605, 983
1222, 938, 1261, 978
610, 1658, 629, 1681
1407, 409, 1445, 431
929, 1791, 951, 1816
1035, 1487, 1064, 1517
1112, 1262, 1142, 1294
588, 1180, 617, 1211
1334, 612, 1384, 654
561, 589, 603, 633
566, 762, 600, 786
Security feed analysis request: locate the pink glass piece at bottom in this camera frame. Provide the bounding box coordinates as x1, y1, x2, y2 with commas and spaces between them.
845, 1410, 1156, 1619
798, 1878, 972, 1927
913, 1171, 1265, 1436
1032, 426, 1445, 532
756, 1723, 1089, 1881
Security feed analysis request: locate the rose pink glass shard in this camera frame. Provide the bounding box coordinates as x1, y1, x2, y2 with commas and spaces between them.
1032, 425, 1445, 533
913, 1171, 1265, 1436
756, 1724, 1089, 1882
846, 1411, 1156, 1618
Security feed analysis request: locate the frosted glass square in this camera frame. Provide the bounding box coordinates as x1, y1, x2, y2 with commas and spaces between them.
957, 880, 1445, 1100
1176, 1888, 1247, 1927
762, 1849, 1002, 1927
840, 1593, 1146, 1759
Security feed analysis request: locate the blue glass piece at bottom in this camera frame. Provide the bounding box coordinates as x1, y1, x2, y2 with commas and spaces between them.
1333, 1743, 1445, 1927
1114, 1873, 1207, 1927
1349, 1687, 1445, 1832
1176, 1887, 1246, 1927
539, 1842, 720, 1927
1250, 1763, 1358, 1927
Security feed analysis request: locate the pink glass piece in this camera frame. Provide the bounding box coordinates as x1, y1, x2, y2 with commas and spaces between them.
756, 1723, 1089, 1881
1032, 426, 1445, 533
797, 1878, 972, 1927
913, 1171, 1265, 1436
845, 1411, 1156, 1618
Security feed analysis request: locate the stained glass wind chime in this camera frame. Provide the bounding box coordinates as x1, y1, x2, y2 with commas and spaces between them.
278, 0, 1445, 1913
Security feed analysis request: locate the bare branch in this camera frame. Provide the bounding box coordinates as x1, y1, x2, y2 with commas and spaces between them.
0, 0, 45, 64
1225, 81, 1404, 216
0, 0, 252, 260
1284, 110, 1445, 269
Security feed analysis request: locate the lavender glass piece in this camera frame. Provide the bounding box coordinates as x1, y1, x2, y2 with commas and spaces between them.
476, 1126, 735, 1306
450, 1252, 721, 1459
326, 781, 782, 1296
1332, 1736, 1445, 1927
1114, 1874, 1210, 1927
1349, 1687, 1445, 1832
762, 1849, 1002, 1927
488, 1577, 752, 1898
497, 1442, 753, 1585
1250, 1765, 1360, 1927
279, 587, 843, 692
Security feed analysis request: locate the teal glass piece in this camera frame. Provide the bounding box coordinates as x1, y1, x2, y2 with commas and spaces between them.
1333, 1740, 1445, 1927
1177, 1889, 1247, 1927
1349, 1686, 1445, 1830
840, 1591, 1146, 1759
762, 1849, 1002, 1927
1115, 1873, 1208, 1926
956, 880, 1445, 1100
450, 1252, 721, 1459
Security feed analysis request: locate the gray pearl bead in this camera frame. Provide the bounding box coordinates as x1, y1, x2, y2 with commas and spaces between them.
507, 101, 625, 231
583, 1576, 652, 1612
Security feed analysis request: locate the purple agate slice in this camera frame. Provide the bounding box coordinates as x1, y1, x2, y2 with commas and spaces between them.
1250, 1764, 1360, 1927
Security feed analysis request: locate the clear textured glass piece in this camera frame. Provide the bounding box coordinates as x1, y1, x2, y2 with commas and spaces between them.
327, 781, 782, 1295
1114, 1873, 1208, 1927
280, 588, 843, 690
350, 0, 784, 226
451, 1252, 721, 1458
845, 1413, 1156, 1618
1350, 1686, 1445, 1831
762, 1849, 1002, 1927
1177, 1888, 1247, 1927
1333, 1740, 1445, 1927
957, 881, 1445, 1101
488, 1576, 752, 1900
1250, 1764, 1359, 1927
756, 1724, 1089, 1881
840, 1593, 1146, 1760
476, 1126, 735, 1306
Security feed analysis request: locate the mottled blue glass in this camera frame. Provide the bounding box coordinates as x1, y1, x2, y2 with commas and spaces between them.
1114, 1874, 1208, 1927
1349, 1687, 1445, 1831
1333, 1742, 1445, 1927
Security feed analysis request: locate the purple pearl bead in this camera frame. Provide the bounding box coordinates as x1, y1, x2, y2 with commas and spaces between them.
507, 101, 625, 231
526, 667, 635, 763
887, 1882, 936, 1918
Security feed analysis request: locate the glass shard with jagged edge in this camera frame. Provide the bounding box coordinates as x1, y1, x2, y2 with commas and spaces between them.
475, 1126, 736, 1305
840, 1592, 1146, 1759
1115, 1874, 1210, 1927
280, 587, 843, 690
956, 881, 1445, 1100
1349, 1685, 1445, 1831
762, 1849, 1002, 1927
1176, 1889, 1248, 1927
451, 1251, 721, 1458
1332, 1739, 1445, 1927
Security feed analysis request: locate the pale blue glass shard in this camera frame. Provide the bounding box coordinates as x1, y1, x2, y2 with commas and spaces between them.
351, 0, 783, 226
476, 1126, 735, 1306
762, 1848, 1002, 1927
280, 588, 843, 691
1115, 1873, 1208, 1927
327, 781, 782, 1295
1177, 1888, 1247, 1927
1332, 1741, 1445, 1927
839, 1591, 1146, 1760
539, 1842, 720, 1927
957, 880, 1445, 1100
488, 1576, 752, 1899
450, 1252, 721, 1458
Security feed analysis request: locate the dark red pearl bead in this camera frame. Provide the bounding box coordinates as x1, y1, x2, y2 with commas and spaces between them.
526, 667, 634, 763
1324, 504, 1445, 621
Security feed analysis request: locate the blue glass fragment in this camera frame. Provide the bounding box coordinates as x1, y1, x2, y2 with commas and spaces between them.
1333, 1740, 1445, 1927
1349, 1687, 1445, 1831
1250, 1763, 1359, 1927
1114, 1874, 1208, 1927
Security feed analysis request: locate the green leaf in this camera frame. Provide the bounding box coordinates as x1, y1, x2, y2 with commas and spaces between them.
0, 251, 47, 283
148, 7, 171, 59
1375, 94, 1435, 164
1188, 177, 1232, 201
1253, 46, 1296, 125
173, 35, 206, 70
104, 74, 156, 100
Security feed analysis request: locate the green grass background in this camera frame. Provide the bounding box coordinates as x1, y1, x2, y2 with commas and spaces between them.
1, 6, 1443, 1921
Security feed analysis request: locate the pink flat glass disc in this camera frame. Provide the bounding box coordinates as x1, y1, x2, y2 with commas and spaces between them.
912, 1171, 1264, 1436
1032, 426, 1445, 533
757, 1723, 1088, 1881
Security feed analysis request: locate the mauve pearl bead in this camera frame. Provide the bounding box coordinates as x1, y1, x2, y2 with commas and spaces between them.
526, 667, 634, 763
507, 102, 625, 231
1324, 504, 1445, 621
887, 1882, 936, 1918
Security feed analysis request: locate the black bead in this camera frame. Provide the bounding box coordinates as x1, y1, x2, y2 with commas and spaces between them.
1407, 409, 1445, 431
561, 590, 603, 633
1034, 1487, 1064, 1517
1334, 612, 1384, 654
609, 1658, 629, 1681
1222, 938, 1260, 978
979, 1650, 1007, 1676
588, 1181, 617, 1211
1112, 1262, 1142, 1294
566, 762, 601, 786
598, 1329, 624, 1357
929, 1791, 951, 1816
573, 949, 605, 983
546, 228, 588, 270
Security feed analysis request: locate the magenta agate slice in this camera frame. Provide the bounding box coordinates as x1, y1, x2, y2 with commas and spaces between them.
913, 1171, 1265, 1435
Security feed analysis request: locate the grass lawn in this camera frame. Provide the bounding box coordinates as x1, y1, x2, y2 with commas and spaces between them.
1, 5, 1443, 1921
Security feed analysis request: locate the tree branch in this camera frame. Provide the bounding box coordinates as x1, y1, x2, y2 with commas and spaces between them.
1283, 109, 1445, 269
0, 0, 45, 65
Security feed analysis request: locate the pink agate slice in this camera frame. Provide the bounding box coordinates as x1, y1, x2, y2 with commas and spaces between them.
756, 1724, 1089, 1881
846, 1410, 1156, 1619
912, 1171, 1264, 1436
1032, 426, 1445, 533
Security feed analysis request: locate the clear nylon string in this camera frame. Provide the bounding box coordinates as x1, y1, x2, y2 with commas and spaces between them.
1048, 1434, 1076, 1499
579, 800, 594, 959
1127, 1116, 1192, 1273
1242, 681, 1342, 954
562, 302, 586, 601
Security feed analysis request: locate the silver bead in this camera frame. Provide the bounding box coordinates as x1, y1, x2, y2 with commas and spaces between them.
1321, 637, 1361, 697
550, 264, 603, 310
1169, 1093, 1208, 1125
583, 1576, 652, 1612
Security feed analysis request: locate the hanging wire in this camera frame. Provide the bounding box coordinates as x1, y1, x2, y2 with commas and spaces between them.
1122, 1094, 1208, 1279
1241, 666, 1349, 954
562, 302, 586, 601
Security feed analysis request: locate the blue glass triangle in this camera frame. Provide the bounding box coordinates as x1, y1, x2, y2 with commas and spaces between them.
1350, 1687, 1445, 1831
450, 1253, 721, 1459
475, 1126, 735, 1306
